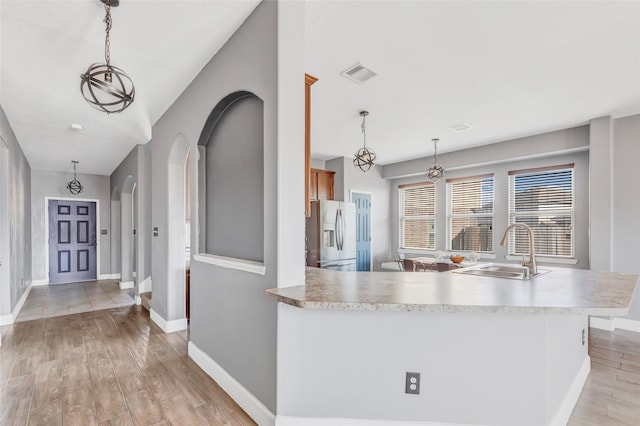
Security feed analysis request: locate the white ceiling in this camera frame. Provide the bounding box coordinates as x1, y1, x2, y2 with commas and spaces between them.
1, 1, 639, 176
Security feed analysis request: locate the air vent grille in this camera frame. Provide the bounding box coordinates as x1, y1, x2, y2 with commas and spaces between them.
341, 63, 377, 84
448, 122, 472, 132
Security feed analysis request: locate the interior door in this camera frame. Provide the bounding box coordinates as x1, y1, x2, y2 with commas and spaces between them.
352, 192, 371, 271
49, 200, 97, 284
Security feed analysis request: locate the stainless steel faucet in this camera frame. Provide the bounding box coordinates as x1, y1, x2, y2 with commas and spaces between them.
499, 223, 537, 276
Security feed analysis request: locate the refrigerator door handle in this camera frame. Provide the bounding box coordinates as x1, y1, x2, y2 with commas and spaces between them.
340, 208, 345, 251
335, 209, 341, 251
337, 208, 343, 251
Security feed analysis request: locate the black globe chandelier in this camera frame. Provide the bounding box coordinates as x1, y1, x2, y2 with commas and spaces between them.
67, 161, 84, 195
80, 0, 135, 114
353, 111, 377, 172
426, 138, 445, 182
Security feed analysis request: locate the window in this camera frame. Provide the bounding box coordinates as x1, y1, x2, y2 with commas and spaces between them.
399, 182, 435, 250
508, 164, 574, 258
447, 174, 494, 252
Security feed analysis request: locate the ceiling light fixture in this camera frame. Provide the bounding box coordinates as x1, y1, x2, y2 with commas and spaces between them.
67, 161, 84, 195
426, 138, 445, 182
80, 0, 135, 114
353, 111, 376, 172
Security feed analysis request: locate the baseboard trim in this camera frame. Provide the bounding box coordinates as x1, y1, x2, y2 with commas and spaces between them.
150, 308, 187, 333
119, 280, 134, 290
188, 341, 275, 426
138, 276, 152, 293
0, 283, 32, 325
32, 279, 49, 286
549, 355, 591, 426
135, 296, 142, 306
590, 316, 640, 332
276, 417, 483, 425
99, 273, 121, 280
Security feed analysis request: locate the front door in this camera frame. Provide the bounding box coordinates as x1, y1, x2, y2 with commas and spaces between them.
49, 200, 97, 284
352, 192, 371, 271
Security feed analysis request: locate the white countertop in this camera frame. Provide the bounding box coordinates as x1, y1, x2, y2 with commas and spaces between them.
266, 266, 638, 315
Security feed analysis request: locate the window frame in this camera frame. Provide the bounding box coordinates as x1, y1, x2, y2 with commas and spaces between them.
398, 182, 436, 251
446, 174, 495, 254
507, 163, 575, 260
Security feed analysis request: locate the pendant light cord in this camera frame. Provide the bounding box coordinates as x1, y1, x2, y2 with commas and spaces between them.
104, 0, 112, 66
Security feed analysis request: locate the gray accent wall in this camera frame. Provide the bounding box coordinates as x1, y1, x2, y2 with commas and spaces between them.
386, 127, 590, 269
146, 1, 276, 412
0, 104, 31, 314
110, 144, 152, 288
30, 170, 110, 282
611, 114, 640, 320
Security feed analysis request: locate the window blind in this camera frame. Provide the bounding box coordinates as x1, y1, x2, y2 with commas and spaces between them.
446, 174, 494, 252
399, 183, 435, 250
508, 165, 574, 258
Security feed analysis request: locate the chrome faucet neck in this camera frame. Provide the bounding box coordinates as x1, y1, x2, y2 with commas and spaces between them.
499, 223, 537, 276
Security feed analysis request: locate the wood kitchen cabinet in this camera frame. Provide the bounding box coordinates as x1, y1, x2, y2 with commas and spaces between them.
305, 74, 318, 217
309, 168, 335, 201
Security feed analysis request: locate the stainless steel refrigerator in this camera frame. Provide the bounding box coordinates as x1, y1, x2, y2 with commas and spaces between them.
306, 200, 357, 271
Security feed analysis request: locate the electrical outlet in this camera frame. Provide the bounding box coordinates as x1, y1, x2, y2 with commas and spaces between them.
582, 328, 586, 346
405, 372, 420, 395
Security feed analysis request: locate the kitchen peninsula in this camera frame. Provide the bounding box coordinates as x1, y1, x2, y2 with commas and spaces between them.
267, 267, 638, 426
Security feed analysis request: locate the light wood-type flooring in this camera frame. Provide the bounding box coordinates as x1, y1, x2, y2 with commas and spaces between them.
569, 327, 640, 425
0, 305, 256, 425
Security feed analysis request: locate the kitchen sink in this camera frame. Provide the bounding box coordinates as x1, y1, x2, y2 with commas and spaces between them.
452, 263, 550, 280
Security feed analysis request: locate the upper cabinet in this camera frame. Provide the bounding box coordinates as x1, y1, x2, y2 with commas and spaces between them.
305, 73, 318, 217
310, 168, 335, 202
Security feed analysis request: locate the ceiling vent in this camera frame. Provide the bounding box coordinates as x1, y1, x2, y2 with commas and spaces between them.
448, 122, 472, 132
341, 63, 377, 84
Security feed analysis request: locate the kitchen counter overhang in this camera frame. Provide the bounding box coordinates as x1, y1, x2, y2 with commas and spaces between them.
266, 266, 638, 315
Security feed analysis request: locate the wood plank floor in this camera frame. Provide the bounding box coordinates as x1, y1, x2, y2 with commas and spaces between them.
569, 327, 640, 425
0, 305, 256, 425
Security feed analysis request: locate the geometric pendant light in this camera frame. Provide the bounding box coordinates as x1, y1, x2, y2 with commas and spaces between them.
426, 138, 445, 182
66, 161, 84, 195
80, 0, 135, 114
353, 110, 377, 172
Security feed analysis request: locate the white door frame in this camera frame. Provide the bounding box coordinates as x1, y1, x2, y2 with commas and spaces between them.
349, 189, 373, 271
44, 197, 100, 285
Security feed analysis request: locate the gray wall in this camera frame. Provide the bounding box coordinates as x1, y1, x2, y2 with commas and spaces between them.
30, 170, 111, 282
0, 104, 31, 314
205, 95, 264, 262
326, 157, 392, 271
147, 1, 276, 412
611, 114, 640, 319
385, 127, 590, 269
110, 144, 152, 287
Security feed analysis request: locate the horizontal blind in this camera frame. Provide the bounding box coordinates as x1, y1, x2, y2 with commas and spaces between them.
447, 175, 494, 252
400, 183, 435, 250
508, 166, 574, 257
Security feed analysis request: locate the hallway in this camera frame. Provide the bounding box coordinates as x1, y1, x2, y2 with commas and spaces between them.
16, 280, 135, 323
0, 305, 255, 425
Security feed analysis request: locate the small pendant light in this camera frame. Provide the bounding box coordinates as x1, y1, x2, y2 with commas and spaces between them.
67, 161, 84, 195
353, 111, 377, 172
426, 138, 445, 182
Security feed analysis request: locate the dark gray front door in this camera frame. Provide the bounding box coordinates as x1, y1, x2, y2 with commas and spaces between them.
49, 200, 97, 284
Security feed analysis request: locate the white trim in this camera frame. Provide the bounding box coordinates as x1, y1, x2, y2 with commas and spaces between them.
350, 190, 373, 271
193, 253, 266, 275
31, 279, 49, 286
138, 276, 152, 293
188, 341, 275, 426
276, 417, 483, 426
135, 296, 142, 306
150, 308, 187, 333
590, 316, 640, 332
98, 273, 121, 280
0, 283, 32, 325
45, 196, 101, 283
119, 280, 134, 290
549, 355, 591, 426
